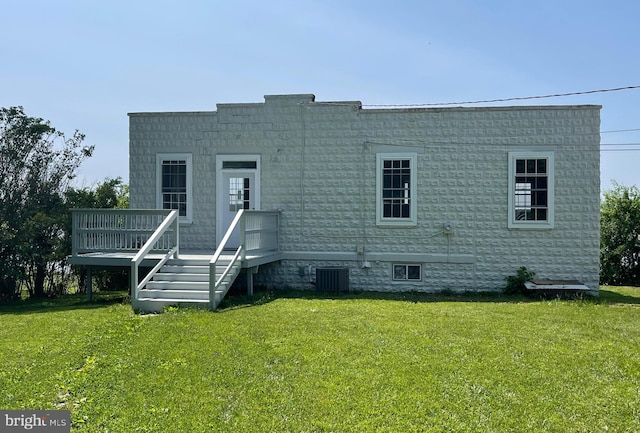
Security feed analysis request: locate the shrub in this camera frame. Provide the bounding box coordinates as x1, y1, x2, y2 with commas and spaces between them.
504, 267, 535, 294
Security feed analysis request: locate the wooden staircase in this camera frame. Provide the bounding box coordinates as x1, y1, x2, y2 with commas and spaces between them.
133, 255, 242, 313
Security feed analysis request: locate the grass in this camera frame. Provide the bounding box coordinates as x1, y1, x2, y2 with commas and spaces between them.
0, 287, 639, 432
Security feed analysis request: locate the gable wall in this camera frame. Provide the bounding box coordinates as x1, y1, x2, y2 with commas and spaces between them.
129, 96, 600, 292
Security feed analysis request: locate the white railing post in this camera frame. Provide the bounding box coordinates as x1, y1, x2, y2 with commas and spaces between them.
173, 213, 180, 258
240, 212, 247, 261
131, 261, 138, 303
71, 210, 79, 257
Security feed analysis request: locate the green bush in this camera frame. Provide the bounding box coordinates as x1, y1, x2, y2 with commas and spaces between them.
504, 266, 535, 294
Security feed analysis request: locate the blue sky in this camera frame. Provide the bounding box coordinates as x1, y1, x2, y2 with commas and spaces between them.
1, 0, 639, 191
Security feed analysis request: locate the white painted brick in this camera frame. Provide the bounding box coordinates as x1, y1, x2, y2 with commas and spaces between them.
129, 97, 601, 292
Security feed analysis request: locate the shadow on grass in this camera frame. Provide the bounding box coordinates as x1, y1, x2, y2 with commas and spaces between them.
3, 288, 637, 315
598, 289, 640, 305
218, 287, 539, 311
219, 286, 640, 311
0, 291, 130, 315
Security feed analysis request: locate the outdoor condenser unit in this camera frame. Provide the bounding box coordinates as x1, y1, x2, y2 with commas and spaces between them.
315, 267, 349, 292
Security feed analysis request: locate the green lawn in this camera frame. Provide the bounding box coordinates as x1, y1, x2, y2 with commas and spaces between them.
1, 287, 639, 432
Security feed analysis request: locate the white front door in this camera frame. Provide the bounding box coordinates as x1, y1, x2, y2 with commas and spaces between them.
216, 156, 261, 248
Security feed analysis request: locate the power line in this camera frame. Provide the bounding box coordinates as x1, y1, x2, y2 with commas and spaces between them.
601, 148, 640, 152
363, 85, 640, 107
601, 128, 640, 134
601, 143, 640, 146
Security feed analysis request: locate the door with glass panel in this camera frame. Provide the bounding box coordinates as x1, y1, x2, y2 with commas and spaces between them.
216, 156, 260, 248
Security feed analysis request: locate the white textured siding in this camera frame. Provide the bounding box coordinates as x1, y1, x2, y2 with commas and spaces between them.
129, 94, 601, 292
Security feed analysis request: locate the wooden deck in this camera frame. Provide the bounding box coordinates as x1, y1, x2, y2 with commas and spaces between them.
68, 209, 282, 312
68, 250, 283, 269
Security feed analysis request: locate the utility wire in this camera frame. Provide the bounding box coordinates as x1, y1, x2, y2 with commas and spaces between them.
363, 85, 640, 107
601, 128, 640, 134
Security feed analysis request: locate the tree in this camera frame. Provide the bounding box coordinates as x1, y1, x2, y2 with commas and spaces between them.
65, 177, 129, 292
66, 178, 129, 293
600, 183, 640, 286
0, 106, 93, 300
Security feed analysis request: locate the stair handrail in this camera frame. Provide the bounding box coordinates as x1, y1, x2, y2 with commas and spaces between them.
131, 210, 179, 302
209, 209, 246, 309
210, 209, 245, 265
216, 245, 243, 288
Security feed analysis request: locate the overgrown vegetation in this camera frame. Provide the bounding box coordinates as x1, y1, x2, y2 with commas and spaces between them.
0, 106, 93, 301
504, 266, 536, 294
601, 182, 640, 286
0, 106, 129, 301
66, 177, 129, 293
1, 287, 639, 432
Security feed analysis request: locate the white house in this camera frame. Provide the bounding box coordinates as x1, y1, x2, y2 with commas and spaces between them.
70, 94, 601, 311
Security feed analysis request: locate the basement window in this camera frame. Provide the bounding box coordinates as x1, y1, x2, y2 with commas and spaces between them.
393, 264, 422, 281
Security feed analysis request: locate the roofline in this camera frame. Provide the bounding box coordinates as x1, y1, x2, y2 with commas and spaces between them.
128, 94, 602, 116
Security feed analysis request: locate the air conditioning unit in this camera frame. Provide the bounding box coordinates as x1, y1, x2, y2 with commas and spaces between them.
315, 267, 349, 293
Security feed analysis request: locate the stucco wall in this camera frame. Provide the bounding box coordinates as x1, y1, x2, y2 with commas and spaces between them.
129, 94, 601, 292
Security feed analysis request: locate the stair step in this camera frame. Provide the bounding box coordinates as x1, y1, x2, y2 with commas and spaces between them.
135, 254, 244, 312
166, 258, 212, 266
153, 273, 210, 282
146, 281, 209, 290
161, 265, 210, 274
139, 289, 210, 300
137, 297, 210, 304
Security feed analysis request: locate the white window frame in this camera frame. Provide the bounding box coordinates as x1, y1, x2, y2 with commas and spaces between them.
508, 151, 554, 229
156, 153, 193, 224
392, 263, 422, 281
376, 153, 418, 227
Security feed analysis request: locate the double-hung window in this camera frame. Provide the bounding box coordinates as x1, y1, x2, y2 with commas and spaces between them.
376, 153, 418, 226
156, 153, 193, 223
508, 151, 554, 229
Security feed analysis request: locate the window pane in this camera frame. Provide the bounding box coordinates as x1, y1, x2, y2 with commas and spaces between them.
222, 161, 257, 169
383, 202, 392, 218
407, 265, 421, 280
537, 159, 546, 174
393, 265, 407, 280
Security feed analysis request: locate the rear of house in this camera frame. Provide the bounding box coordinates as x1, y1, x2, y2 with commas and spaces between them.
129, 94, 601, 294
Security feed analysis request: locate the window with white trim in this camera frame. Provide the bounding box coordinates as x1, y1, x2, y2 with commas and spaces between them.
393, 264, 422, 281
156, 153, 193, 223
508, 151, 554, 229
376, 153, 417, 226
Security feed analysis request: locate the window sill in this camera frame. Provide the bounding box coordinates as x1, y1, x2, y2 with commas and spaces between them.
508, 222, 554, 230
376, 220, 417, 228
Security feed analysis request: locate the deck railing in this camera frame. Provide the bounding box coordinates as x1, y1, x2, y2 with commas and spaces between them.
243, 210, 280, 254
209, 210, 280, 309
71, 209, 179, 256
